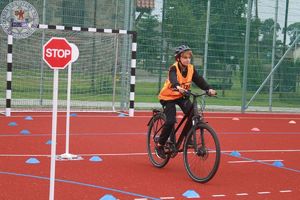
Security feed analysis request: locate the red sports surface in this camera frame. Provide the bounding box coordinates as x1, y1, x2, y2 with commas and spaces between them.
1, 112, 300, 199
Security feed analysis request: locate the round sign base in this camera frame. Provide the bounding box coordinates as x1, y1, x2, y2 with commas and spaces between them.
56, 153, 83, 161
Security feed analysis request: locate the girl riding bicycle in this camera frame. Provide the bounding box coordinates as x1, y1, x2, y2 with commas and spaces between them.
156, 45, 217, 159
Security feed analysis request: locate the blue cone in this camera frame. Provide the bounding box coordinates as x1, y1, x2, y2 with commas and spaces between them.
24, 116, 33, 120
26, 157, 40, 164
118, 113, 126, 117
46, 140, 52, 145
272, 161, 284, 167
99, 194, 117, 200
20, 129, 30, 135
182, 190, 200, 198
230, 151, 241, 157
8, 122, 17, 126
70, 113, 77, 117
89, 156, 102, 162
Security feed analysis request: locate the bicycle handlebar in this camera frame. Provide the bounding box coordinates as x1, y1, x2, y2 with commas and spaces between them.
183, 90, 217, 98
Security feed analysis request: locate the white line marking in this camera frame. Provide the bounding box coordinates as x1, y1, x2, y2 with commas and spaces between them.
0, 149, 300, 158
0, 153, 148, 157
223, 150, 300, 153
279, 190, 292, 193
0, 154, 50, 157
228, 159, 283, 164
3, 132, 299, 137
134, 198, 148, 200
236, 193, 249, 196
0, 132, 147, 137
212, 194, 226, 197
81, 153, 147, 156
2, 131, 300, 137
258, 191, 271, 195
160, 197, 175, 199
2, 114, 300, 120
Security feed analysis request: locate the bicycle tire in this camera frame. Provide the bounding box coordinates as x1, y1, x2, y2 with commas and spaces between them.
147, 113, 170, 168
183, 122, 221, 183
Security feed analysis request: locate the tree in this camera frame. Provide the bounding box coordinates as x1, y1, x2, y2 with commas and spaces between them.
259, 18, 281, 64
164, 1, 199, 48
136, 13, 161, 72
208, 0, 248, 66
277, 22, 300, 95
286, 22, 300, 45
207, 0, 247, 90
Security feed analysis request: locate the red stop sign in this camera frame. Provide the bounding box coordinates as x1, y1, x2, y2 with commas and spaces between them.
43, 37, 72, 69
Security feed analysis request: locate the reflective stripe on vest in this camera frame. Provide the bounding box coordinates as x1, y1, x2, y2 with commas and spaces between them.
158, 62, 194, 100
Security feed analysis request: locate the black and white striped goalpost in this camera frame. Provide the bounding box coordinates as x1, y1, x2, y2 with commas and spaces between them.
5, 34, 13, 117
130, 32, 137, 117
4, 24, 137, 117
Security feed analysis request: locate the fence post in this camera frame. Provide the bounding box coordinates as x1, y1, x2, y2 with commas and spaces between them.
268, 0, 279, 111
241, 0, 253, 113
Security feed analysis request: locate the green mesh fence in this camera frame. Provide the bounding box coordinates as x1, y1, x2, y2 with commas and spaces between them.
136, 0, 300, 111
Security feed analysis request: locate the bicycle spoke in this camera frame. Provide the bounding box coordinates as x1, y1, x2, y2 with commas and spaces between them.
183, 124, 220, 183
147, 114, 170, 168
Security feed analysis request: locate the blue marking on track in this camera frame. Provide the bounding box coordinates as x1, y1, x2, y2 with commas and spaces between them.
223, 152, 300, 173
0, 171, 160, 200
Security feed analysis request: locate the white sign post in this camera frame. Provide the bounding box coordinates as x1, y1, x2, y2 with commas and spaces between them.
49, 69, 59, 200
43, 37, 74, 200
56, 43, 81, 160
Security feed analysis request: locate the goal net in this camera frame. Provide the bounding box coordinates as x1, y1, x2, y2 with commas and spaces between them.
0, 26, 136, 115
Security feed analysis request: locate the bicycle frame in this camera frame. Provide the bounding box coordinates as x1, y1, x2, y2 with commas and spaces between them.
168, 92, 206, 154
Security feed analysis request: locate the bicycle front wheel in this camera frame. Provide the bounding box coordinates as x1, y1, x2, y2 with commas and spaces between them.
183, 123, 221, 183
147, 113, 170, 168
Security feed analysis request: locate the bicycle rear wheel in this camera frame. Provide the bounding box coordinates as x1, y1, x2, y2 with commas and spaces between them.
183, 123, 221, 183
147, 113, 170, 168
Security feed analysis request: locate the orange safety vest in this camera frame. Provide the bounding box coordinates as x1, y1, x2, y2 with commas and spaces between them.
159, 62, 194, 100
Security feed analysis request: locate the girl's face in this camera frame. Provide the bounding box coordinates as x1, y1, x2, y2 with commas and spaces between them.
179, 51, 192, 66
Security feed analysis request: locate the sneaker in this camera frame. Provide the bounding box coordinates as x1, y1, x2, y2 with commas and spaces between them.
155, 145, 166, 159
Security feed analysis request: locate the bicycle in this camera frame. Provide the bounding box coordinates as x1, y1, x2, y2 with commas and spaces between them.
146, 90, 221, 183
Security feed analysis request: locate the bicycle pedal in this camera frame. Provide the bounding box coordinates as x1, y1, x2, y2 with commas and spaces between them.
170, 152, 178, 158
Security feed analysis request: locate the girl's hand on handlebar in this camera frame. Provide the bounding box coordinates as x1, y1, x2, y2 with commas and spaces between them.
176, 86, 187, 94
207, 89, 217, 96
